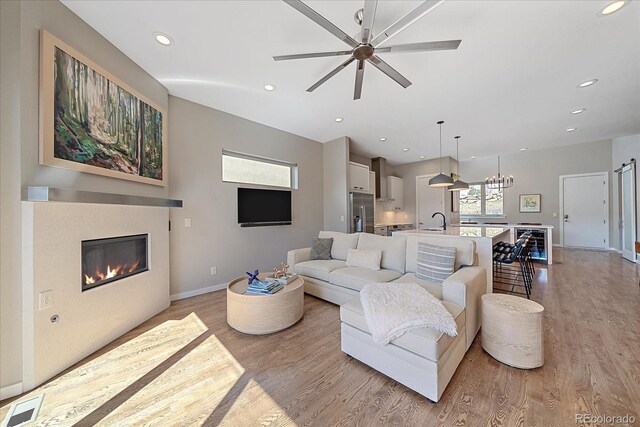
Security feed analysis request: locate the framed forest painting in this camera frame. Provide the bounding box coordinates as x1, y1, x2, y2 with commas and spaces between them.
40, 30, 166, 186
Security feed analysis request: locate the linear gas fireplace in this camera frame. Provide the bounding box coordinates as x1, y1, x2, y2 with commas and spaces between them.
81, 234, 148, 291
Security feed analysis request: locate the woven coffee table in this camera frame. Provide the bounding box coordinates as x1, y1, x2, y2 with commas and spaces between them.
227, 274, 304, 335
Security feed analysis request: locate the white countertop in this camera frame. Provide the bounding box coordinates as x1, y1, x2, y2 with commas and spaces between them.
394, 226, 511, 239
453, 223, 554, 229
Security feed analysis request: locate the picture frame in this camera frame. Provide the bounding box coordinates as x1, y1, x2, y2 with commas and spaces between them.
519, 194, 541, 213
39, 30, 167, 186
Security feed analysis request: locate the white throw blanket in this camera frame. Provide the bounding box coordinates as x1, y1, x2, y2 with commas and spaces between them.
360, 282, 458, 345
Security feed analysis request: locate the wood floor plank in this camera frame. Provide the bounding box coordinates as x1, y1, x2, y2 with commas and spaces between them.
1, 248, 638, 426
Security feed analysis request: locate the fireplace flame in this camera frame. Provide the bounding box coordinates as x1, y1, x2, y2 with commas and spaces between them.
84, 260, 143, 286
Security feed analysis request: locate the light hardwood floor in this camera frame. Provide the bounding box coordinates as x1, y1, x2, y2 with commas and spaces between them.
2, 248, 639, 426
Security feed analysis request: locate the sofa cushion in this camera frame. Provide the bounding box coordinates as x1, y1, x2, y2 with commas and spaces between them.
340, 297, 465, 361
416, 242, 456, 284
319, 231, 359, 260
329, 267, 401, 292
392, 273, 443, 299
356, 233, 406, 274
310, 237, 333, 260
346, 249, 382, 271
294, 260, 347, 281
405, 235, 476, 273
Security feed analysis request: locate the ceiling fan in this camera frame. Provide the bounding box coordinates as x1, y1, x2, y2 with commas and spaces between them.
274, 0, 461, 100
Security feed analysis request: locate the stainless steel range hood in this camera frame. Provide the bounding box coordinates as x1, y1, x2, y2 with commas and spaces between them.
371, 157, 394, 201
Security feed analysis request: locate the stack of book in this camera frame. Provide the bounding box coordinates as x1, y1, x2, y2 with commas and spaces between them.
246, 279, 284, 295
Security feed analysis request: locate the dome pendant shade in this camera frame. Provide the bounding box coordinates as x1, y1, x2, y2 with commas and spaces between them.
429, 173, 455, 187
448, 179, 469, 191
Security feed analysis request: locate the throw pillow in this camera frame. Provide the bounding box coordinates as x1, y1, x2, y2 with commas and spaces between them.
346, 248, 382, 271
310, 237, 333, 260
416, 242, 456, 285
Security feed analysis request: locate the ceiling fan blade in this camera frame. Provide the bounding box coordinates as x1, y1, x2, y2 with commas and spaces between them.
307, 57, 356, 92
370, 0, 446, 48
273, 50, 354, 61
354, 60, 365, 100
360, 0, 378, 44
283, 0, 359, 48
375, 40, 461, 54
367, 55, 412, 88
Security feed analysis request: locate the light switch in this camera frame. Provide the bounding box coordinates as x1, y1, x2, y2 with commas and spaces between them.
340, 216, 345, 222
552, 212, 557, 217
184, 218, 192, 227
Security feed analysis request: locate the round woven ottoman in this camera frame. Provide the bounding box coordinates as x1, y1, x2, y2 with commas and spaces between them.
481, 294, 544, 369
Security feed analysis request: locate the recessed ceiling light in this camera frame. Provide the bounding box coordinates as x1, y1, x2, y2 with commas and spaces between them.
469, 156, 477, 159
402, 148, 409, 152
571, 108, 586, 115
154, 32, 173, 46
419, 156, 425, 159
566, 127, 577, 132
379, 137, 387, 142
264, 84, 275, 91
520, 148, 527, 151
578, 79, 598, 88
600, 0, 627, 15
335, 117, 343, 122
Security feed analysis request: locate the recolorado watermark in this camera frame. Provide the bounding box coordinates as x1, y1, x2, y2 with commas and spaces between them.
576, 413, 636, 425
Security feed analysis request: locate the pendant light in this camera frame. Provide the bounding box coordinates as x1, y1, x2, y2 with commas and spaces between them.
429, 121, 455, 187
485, 156, 514, 190
449, 135, 469, 191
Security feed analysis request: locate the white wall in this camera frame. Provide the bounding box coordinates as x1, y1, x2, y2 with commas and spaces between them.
168, 96, 324, 298
611, 134, 640, 251
0, 0, 24, 395
0, 0, 169, 395
323, 137, 349, 232
22, 203, 169, 389
459, 139, 612, 243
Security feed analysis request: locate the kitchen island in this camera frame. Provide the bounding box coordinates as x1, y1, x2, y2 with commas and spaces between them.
393, 226, 512, 293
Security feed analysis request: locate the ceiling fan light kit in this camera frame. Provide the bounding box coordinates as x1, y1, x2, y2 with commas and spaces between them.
429, 120, 454, 187
275, 0, 461, 100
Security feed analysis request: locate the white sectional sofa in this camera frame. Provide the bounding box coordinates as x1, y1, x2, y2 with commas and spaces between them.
287, 231, 487, 402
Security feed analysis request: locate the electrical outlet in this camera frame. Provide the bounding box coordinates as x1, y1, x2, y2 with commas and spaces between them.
184, 218, 192, 227
210, 266, 217, 275
552, 212, 557, 217
39, 290, 53, 310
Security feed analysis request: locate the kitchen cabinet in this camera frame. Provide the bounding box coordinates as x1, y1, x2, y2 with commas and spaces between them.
349, 162, 370, 192
386, 176, 404, 211
369, 171, 376, 195
374, 226, 387, 236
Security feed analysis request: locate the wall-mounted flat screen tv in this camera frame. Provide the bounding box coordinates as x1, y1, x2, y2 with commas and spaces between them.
238, 188, 292, 227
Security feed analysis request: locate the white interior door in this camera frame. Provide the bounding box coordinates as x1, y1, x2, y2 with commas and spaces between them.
621, 165, 637, 261
562, 174, 607, 248
417, 176, 445, 229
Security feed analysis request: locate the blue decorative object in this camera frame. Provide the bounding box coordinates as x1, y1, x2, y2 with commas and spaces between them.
245, 269, 259, 285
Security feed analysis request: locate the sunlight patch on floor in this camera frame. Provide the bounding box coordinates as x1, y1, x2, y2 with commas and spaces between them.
95, 331, 246, 426
219, 378, 298, 427
0, 313, 208, 425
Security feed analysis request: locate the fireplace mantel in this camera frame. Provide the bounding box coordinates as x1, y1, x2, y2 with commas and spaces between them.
22, 187, 183, 208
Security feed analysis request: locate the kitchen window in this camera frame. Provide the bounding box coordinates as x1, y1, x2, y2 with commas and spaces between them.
222, 150, 298, 189
459, 183, 504, 217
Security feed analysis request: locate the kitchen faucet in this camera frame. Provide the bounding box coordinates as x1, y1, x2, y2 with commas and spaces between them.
432, 212, 446, 230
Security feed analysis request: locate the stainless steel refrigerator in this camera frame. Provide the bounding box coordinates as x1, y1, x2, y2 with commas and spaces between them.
348, 192, 374, 234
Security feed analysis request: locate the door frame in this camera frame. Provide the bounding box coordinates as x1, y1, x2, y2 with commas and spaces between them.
620, 164, 637, 262
558, 172, 609, 248
416, 174, 445, 229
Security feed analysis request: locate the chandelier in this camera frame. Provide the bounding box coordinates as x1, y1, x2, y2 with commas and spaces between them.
485, 156, 513, 190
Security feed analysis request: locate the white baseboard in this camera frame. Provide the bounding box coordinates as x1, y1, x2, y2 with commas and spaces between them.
0, 382, 23, 400
609, 247, 622, 253
170, 283, 228, 301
